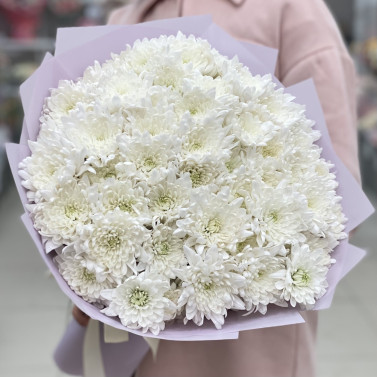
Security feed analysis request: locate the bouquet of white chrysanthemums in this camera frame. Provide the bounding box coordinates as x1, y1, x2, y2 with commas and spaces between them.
6, 18, 373, 345
18, 32, 348, 335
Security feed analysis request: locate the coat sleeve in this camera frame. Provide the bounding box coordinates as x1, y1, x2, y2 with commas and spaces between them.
278, 0, 361, 183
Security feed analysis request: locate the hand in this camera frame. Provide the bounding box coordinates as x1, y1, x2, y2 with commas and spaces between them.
72, 305, 90, 327
349, 228, 357, 238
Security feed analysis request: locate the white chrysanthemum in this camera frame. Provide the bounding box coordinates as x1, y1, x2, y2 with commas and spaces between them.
259, 158, 288, 188
144, 52, 187, 89
304, 232, 342, 255
179, 157, 225, 188
225, 163, 256, 212
176, 246, 245, 329
273, 243, 331, 308
257, 88, 305, 129
62, 111, 125, 162
164, 282, 184, 318
43, 80, 94, 123
256, 133, 291, 161
224, 146, 247, 174
29, 179, 91, 247
19, 136, 84, 201
147, 170, 191, 219
250, 182, 312, 246
234, 109, 279, 147
101, 272, 176, 335
234, 236, 260, 254
127, 106, 178, 137
118, 133, 180, 181
84, 156, 123, 184
115, 37, 169, 75
95, 70, 146, 101
140, 223, 186, 279
95, 178, 150, 221
176, 188, 252, 253
175, 86, 233, 121
55, 250, 116, 303
308, 190, 344, 229
170, 32, 223, 77
236, 248, 285, 314
296, 170, 346, 240
231, 73, 275, 103
180, 117, 235, 161
288, 122, 321, 156
135, 85, 181, 114
78, 211, 150, 279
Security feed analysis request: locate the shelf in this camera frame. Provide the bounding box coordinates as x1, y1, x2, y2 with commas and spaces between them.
0, 36, 55, 52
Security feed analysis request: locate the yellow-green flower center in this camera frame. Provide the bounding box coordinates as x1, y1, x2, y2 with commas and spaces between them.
190, 141, 202, 151
96, 134, 106, 141
155, 74, 177, 88
82, 268, 96, 283
65, 102, 76, 112
100, 230, 122, 250
143, 156, 157, 172
104, 171, 116, 179
129, 288, 150, 308
107, 235, 121, 248
225, 160, 236, 172
189, 107, 198, 115
48, 166, 57, 176
156, 194, 175, 211
64, 204, 80, 221
292, 269, 311, 287
95, 165, 117, 180
155, 241, 170, 256
269, 211, 280, 223
204, 217, 222, 235
236, 237, 258, 253
191, 170, 203, 186
185, 165, 207, 187
308, 197, 322, 211
261, 142, 282, 158
112, 198, 134, 213
257, 269, 265, 279
203, 282, 214, 290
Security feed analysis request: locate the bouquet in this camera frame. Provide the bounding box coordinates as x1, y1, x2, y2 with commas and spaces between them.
6, 14, 374, 345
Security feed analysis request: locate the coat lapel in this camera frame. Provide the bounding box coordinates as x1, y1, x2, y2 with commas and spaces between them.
125, 0, 161, 24
126, 0, 246, 24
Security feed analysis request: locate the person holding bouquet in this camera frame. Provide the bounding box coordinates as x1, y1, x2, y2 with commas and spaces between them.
65, 0, 360, 376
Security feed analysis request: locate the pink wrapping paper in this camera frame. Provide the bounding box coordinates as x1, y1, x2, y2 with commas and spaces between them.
6, 16, 374, 343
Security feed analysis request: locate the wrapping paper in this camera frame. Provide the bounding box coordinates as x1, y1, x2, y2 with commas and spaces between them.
6, 15, 374, 377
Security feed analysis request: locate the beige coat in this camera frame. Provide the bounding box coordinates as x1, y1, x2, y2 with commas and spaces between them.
108, 1, 360, 376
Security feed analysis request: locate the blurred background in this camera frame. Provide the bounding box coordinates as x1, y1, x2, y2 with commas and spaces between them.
0, 0, 376, 376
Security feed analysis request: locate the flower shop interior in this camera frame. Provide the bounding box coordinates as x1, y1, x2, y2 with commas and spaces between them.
0, 0, 376, 376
